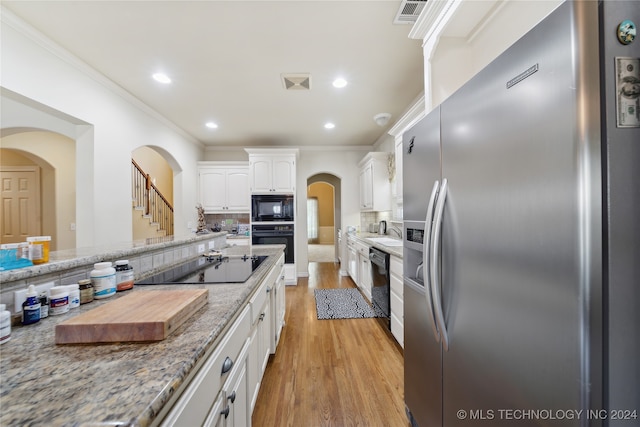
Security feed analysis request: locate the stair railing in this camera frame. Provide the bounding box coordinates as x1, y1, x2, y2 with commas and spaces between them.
132, 159, 174, 236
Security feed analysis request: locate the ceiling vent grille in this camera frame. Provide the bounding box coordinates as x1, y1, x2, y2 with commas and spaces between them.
394, 0, 427, 24
281, 73, 311, 90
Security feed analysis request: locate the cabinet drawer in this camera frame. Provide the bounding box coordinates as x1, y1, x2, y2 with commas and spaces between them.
355, 241, 369, 256
390, 289, 403, 321
162, 306, 250, 427
390, 271, 403, 296
390, 255, 403, 278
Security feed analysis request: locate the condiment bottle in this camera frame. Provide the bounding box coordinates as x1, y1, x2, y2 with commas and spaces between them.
22, 285, 41, 325
67, 284, 80, 309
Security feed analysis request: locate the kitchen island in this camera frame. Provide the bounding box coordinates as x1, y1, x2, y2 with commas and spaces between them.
0, 245, 285, 427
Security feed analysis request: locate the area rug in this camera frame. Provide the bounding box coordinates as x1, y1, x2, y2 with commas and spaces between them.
314, 288, 386, 320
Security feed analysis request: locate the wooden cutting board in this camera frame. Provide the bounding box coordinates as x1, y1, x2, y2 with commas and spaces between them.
55, 289, 208, 344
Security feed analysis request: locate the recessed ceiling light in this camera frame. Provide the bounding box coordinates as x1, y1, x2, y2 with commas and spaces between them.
332, 78, 347, 88
205, 122, 218, 129
324, 122, 335, 129
152, 73, 171, 84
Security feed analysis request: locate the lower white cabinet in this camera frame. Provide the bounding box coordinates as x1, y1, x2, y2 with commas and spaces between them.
160, 251, 286, 427
355, 241, 371, 301
390, 255, 404, 348
347, 238, 358, 283
161, 305, 251, 427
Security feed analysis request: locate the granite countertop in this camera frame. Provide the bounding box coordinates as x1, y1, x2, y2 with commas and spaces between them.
0, 245, 284, 427
346, 232, 403, 258
0, 232, 228, 285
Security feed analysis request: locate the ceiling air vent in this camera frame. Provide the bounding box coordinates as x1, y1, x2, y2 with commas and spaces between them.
281, 73, 311, 90
394, 0, 427, 24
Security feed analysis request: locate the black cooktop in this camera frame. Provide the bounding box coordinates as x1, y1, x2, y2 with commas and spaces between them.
137, 255, 268, 285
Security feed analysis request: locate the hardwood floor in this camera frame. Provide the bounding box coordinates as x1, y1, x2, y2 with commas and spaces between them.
252, 262, 410, 427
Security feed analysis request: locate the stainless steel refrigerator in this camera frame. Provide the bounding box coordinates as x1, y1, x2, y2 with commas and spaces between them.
403, 1, 639, 426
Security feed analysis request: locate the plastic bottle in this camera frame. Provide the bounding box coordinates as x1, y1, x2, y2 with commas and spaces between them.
49, 286, 70, 316
39, 292, 49, 319
91, 262, 116, 299
21, 285, 41, 325
26, 236, 51, 265
0, 303, 11, 344
67, 284, 80, 308
114, 260, 134, 291
78, 279, 94, 304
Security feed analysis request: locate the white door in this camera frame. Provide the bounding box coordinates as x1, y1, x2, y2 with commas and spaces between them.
1, 167, 41, 244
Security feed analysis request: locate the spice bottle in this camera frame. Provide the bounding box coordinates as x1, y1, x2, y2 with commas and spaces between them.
78, 279, 94, 304
0, 304, 11, 344
49, 286, 70, 316
67, 284, 80, 309
91, 262, 116, 299
114, 260, 134, 291
22, 285, 41, 325
39, 292, 49, 319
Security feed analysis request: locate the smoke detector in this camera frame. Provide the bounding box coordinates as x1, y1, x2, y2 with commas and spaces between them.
374, 113, 392, 126
281, 73, 311, 90
394, 0, 427, 24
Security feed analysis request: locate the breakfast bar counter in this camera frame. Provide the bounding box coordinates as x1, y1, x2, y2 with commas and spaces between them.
0, 245, 285, 427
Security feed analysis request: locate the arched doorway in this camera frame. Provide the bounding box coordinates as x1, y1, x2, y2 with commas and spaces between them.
306, 173, 341, 263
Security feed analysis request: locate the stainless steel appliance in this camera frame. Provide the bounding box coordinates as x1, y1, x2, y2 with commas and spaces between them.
403, 2, 639, 426
378, 220, 386, 235
252, 224, 295, 263
251, 194, 294, 222
137, 255, 268, 285
369, 246, 390, 330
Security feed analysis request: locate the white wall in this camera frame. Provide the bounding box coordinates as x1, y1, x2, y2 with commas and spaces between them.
296, 148, 368, 276
1, 11, 203, 248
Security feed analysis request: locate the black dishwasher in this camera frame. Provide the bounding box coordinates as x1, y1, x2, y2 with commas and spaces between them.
369, 247, 390, 331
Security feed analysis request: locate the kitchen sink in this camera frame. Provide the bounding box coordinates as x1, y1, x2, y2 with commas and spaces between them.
366, 237, 403, 247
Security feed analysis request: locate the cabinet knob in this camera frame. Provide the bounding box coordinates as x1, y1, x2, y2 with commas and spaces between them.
260, 313, 265, 321
221, 406, 230, 418
228, 391, 236, 403
221, 356, 234, 375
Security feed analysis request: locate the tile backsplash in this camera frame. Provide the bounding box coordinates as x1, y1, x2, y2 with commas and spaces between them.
205, 213, 250, 232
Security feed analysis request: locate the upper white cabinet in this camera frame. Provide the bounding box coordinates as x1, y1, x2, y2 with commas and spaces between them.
245, 149, 298, 194
358, 152, 391, 212
197, 162, 250, 213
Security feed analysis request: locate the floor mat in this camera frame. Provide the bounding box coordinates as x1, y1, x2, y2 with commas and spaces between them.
314, 288, 386, 320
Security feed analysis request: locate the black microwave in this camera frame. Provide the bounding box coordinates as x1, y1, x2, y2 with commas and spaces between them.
251, 194, 294, 222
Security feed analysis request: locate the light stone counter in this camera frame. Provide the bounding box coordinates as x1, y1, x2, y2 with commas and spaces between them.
0, 245, 285, 427
346, 232, 403, 258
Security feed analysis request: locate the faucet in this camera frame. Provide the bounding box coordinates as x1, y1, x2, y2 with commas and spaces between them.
388, 226, 402, 239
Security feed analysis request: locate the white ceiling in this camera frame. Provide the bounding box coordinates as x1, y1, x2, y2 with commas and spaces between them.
2, 1, 425, 148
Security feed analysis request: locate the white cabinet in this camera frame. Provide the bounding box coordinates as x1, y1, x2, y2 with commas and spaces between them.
161, 305, 251, 427
220, 339, 250, 427
356, 241, 372, 301
358, 152, 391, 212
197, 162, 250, 213
271, 256, 286, 351
248, 252, 284, 412
390, 255, 404, 348
394, 137, 403, 205
247, 154, 296, 193
347, 237, 359, 284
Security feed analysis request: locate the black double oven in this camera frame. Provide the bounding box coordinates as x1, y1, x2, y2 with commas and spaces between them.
251, 194, 295, 264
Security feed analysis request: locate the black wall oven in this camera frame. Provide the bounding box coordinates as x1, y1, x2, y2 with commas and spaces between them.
251, 194, 294, 222
252, 224, 295, 263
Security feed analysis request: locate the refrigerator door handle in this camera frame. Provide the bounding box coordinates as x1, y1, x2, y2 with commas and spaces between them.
431, 178, 449, 351
424, 180, 441, 342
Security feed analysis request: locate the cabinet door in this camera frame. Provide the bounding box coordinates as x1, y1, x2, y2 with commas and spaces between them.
359, 162, 373, 210
247, 326, 260, 412
272, 157, 295, 192
258, 301, 271, 374
226, 169, 250, 211
200, 168, 227, 212
202, 393, 225, 427
222, 340, 250, 427
348, 244, 358, 283
358, 253, 372, 301
249, 157, 273, 193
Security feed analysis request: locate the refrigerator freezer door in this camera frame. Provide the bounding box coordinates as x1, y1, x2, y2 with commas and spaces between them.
404, 277, 442, 427
439, 2, 600, 425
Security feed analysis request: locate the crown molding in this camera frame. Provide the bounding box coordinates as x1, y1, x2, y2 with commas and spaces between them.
409, 0, 461, 42
388, 93, 426, 137
0, 6, 202, 149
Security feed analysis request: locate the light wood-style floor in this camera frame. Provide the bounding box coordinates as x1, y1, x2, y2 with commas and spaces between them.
252, 262, 410, 427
